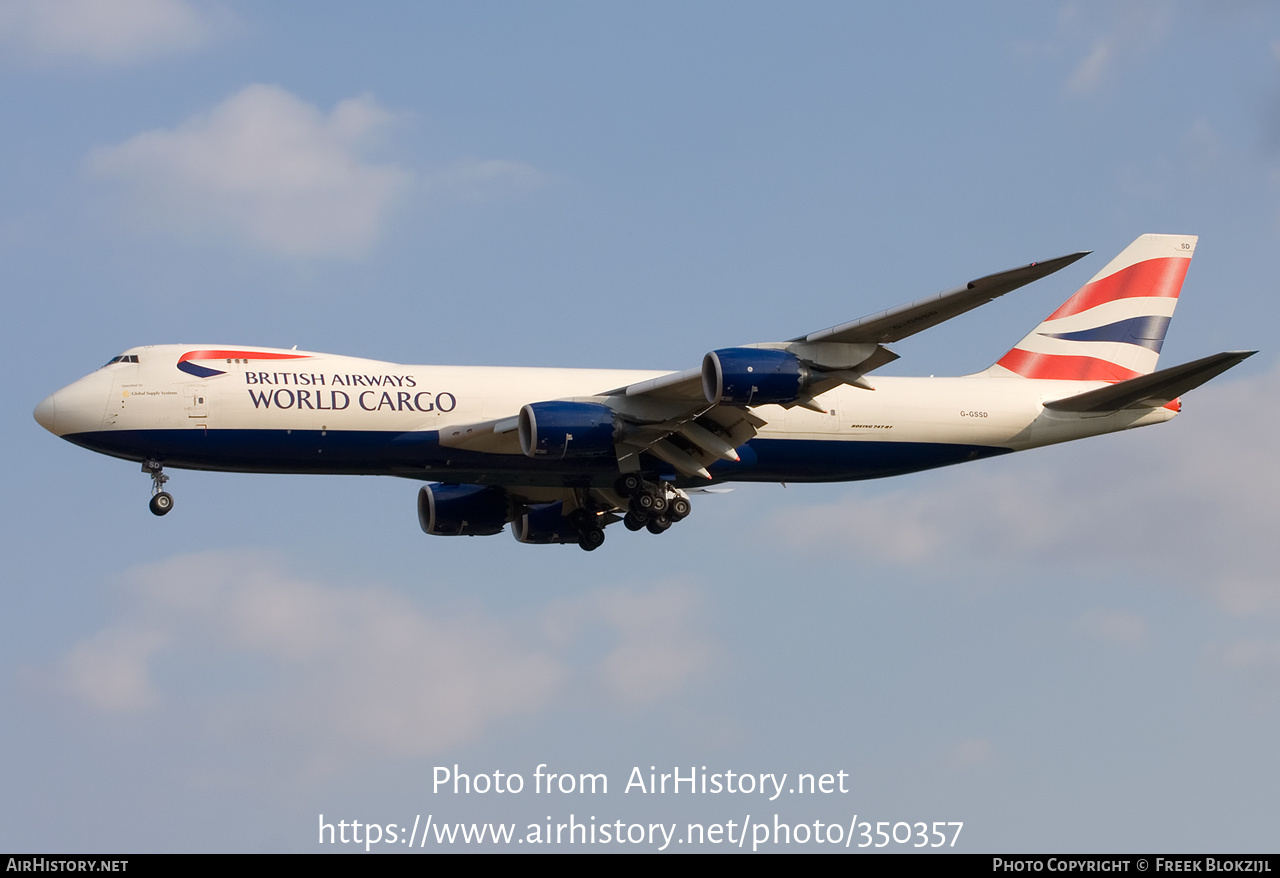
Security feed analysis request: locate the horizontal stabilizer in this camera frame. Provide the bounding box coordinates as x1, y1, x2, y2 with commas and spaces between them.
1042, 350, 1256, 413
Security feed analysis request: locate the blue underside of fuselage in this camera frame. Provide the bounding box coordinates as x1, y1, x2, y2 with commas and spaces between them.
61, 429, 1013, 487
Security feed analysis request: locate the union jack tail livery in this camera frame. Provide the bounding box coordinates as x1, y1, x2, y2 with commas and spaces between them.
987, 233, 1196, 382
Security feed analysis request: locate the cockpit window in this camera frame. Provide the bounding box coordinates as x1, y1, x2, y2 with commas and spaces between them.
100, 354, 139, 368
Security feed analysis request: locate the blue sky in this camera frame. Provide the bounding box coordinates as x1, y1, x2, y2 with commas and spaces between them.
4, 0, 1279, 852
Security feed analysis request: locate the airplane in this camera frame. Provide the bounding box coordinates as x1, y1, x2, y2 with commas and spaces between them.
33, 234, 1254, 551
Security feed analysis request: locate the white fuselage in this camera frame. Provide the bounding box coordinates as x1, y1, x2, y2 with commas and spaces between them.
35, 344, 1175, 487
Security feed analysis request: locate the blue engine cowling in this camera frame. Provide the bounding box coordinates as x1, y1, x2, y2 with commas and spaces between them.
518, 401, 618, 459
511, 501, 580, 544
702, 348, 811, 406
418, 483, 508, 536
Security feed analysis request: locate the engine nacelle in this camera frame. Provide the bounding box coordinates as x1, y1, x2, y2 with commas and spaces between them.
511, 501, 580, 544
418, 483, 508, 536
518, 401, 618, 459
702, 348, 811, 406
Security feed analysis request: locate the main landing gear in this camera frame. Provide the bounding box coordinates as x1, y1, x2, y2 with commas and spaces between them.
614, 474, 691, 537
567, 507, 606, 552
143, 459, 174, 516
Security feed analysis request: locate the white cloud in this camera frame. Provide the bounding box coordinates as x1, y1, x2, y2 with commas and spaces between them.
768, 362, 1280, 615
1065, 38, 1116, 95
1024, 1, 1174, 96
545, 582, 714, 707
85, 84, 545, 258
55, 552, 714, 764
86, 85, 414, 258
61, 627, 167, 711
0, 0, 225, 65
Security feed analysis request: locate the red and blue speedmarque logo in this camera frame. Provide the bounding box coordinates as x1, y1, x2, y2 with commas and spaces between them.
176, 349, 311, 379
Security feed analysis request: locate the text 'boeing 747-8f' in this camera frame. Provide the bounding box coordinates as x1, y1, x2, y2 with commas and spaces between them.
34, 234, 1254, 550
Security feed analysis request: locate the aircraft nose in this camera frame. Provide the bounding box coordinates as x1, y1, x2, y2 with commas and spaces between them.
33, 392, 58, 434
35, 369, 116, 437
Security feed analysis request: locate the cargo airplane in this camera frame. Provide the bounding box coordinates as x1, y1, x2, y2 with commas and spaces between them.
34, 234, 1252, 550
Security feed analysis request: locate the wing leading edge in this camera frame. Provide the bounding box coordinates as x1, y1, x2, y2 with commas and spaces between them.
794, 250, 1090, 345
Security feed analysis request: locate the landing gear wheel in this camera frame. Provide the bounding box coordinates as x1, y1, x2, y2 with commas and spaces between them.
624, 510, 648, 531
567, 508, 593, 532
646, 515, 671, 535
634, 493, 655, 511
650, 493, 668, 513
143, 459, 173, 516
614, 473, 643, 497
669, 497, 691, 520
578, 527, 605, 551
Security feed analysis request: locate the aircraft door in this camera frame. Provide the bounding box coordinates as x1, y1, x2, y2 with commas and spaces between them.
184, 384, 209, 419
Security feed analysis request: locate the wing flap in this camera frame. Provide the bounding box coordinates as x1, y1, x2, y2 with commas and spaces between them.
615, 404, 764, 473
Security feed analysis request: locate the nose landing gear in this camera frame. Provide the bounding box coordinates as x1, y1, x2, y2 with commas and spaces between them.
143, 459, 174, 516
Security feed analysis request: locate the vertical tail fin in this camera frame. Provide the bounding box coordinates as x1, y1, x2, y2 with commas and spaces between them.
987, 234, 1196, 381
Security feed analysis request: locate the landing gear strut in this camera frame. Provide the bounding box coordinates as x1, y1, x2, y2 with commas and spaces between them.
143, 459, 174, 516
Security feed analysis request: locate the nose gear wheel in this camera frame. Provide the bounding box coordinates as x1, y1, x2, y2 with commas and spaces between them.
143, 459, 174, 516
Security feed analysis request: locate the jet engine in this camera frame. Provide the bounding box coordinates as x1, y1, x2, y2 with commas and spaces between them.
511, 501, 580, 544
702, 347, 812, 406
417, 483, 508, 536
518, 401, 618, 459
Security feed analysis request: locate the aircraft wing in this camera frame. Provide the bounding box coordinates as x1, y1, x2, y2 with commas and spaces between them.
437, 393, 762, 479
609, 249, 1089, 398
795, 250, 1090, 344
440, 249, 1091, 478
